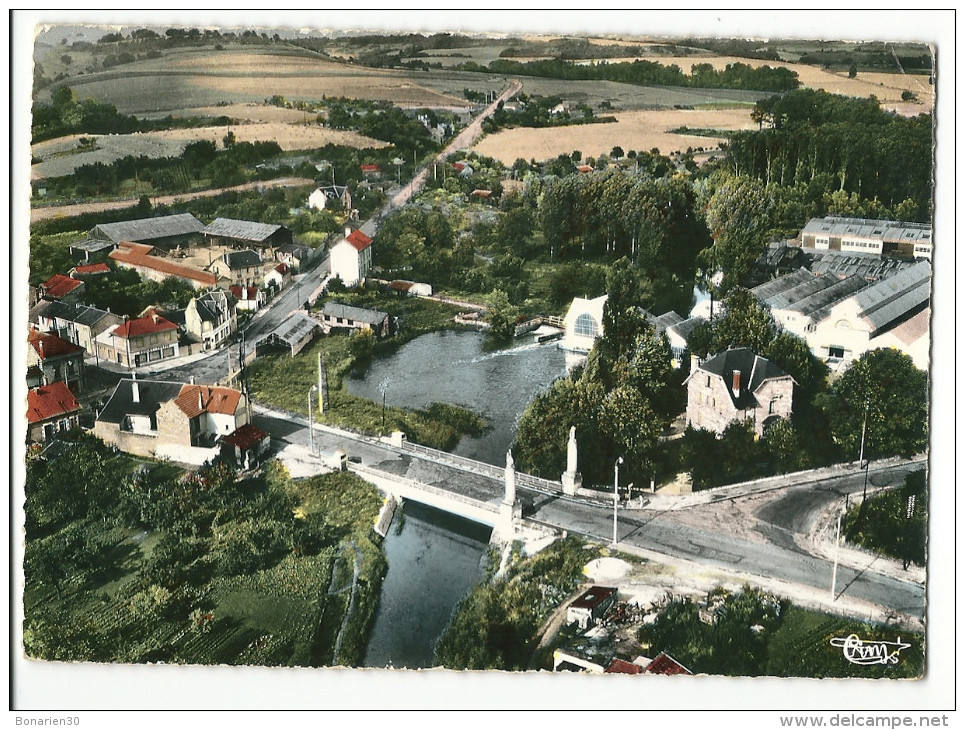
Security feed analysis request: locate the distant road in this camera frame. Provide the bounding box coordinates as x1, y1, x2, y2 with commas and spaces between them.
30, 177, 315, 223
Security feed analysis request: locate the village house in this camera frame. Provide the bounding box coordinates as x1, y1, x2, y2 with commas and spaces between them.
319, 301, 391, 338
27, 328, 86, 393
201, 217, 293, 251
87, 212, 205, 249
307, 185, 352, 211
29, 300, 123, 355
69, 237, 117, 264
25, 381, 82, 444
38, 273, 85, 304
561, 294, 608, 352
260, 312, 322, 357
275, 242, 313, 271
329, 227, 373, 287
793, 216, 932, 260
685, 348, 795, 437
229, 284, 266, 312
95, 311, 180, 368
93, 378, 249, 458
185, 289, 239, 350
68, 262, 111, 280
388, 279, 432, 297
109, 241, 220, 290
208, 249, 266, 287
264, 262, 292, 289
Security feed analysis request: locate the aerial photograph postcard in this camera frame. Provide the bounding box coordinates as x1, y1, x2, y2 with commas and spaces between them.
11, 8, 955, 717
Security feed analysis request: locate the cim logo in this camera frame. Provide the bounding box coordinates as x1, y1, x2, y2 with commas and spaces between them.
829, 634, 911, 665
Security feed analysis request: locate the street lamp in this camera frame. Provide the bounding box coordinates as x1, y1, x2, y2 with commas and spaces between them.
829, 500, 847, 602
379, 378, 389, 435
308, 385, 318, 455
857, 397, 871, 519
612, 456, 623, 546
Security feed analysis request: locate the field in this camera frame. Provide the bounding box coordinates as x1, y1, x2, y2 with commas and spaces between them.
473, 106, 757, 164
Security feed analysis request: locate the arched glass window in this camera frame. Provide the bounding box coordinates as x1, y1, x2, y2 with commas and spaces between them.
574, 313, 597, 338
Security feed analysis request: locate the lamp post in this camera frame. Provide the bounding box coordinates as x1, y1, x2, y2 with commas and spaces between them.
829, 501, 846, 602
857, 397, 871, 519
379, 378, 389, 435
612, 456, 623, 546
308, 385, 318, 455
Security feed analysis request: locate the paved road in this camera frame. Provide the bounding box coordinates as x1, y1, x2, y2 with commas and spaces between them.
252, 406, 925, 621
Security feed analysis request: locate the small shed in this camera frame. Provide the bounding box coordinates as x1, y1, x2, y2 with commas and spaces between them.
566, 586, 618, 630
221, 423, 270, 470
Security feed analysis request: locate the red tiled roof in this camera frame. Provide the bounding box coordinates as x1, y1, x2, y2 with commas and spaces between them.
471, 189, 492, 198
360, 164, 381, 172
41, 274, 83, 299
229, 285, 260, 300
173, 384, 242, 418
605, 659, 643, 675
577, 165, 594, 173
26, 381, 81, 424
223, 423, 269, 450
110, 241, 218, 287
345, 229, 372, 252
570, 586, 617, 610
27, 328, 84, 359
72, 263, 110, 275
112, 313, 179, 339
645, 651, 693, 676
390, 280, 414, 292
274, 262, 290, 274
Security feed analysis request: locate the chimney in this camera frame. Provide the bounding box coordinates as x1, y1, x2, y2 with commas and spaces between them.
198, 389, 204, 413
242, 286, 248, 301
190, 375, 195, 385
345, 226, 352, 238
732, 370, 741, 397
152, 313, 159, 324
37, 338, 44, 356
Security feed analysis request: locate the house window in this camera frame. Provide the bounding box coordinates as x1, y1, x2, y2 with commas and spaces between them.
828, 345, 845, 358
705, 375, 711, 388
574, 313, 597, 338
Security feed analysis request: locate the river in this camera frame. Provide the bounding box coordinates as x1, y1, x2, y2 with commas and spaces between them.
362, 501, 492, 669
345, 329, 574, 465
351, 329, 572, 668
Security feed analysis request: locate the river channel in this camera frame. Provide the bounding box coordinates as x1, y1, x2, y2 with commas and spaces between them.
346, 329, 573, 465
351, 330, 573, 668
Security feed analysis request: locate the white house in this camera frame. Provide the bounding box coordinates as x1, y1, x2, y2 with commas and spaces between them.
329, 227, 373, 287
308, 185, 351, 211
561, 295, 608, 352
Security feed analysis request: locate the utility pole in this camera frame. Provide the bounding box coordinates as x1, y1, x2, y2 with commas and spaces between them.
612, 456, 623, 545
829, 505, 843, 602
308, 385, 318, 455
858, 398, 871, 519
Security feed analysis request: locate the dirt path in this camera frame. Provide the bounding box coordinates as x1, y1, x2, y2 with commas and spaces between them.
30, 177, 315, 224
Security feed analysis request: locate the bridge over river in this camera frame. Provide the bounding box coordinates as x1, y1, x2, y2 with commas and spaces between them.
255, 404, 926, 625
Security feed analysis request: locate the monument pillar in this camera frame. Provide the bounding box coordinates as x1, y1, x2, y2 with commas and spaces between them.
561, 426, 583, 496
498, 450, 522, 539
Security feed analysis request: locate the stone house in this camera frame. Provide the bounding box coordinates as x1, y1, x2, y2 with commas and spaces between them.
685, 348, 794, 437
319, 301, 391, 338
185, 289, 238, 350
27, 328, 86, 393
208, 249, 265, 287
329, 227, 373, 287
95, 311, 180, 369
25, 381, 82, 443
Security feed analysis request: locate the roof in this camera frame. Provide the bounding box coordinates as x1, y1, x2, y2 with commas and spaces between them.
764, 272, 869, 321
360, 164, 381, 172
223, 423, 269, 450
274, 262, 291, 274
109, 242, 218, 287
576, 164, 594, 173
173, 384, 243, 418
202, 218, 285, 243
111, 312, 179, 339
801, 216, 932, 245
876, 306, 931, 348
390, 280, 414, 292
570, 586, 617, 611
644, 651, 693, 676
70, 238, 116, 254
751, 268, 814, 302
96, 378, 184, 424
646, 310, 684, 334
27, 329, 84, 359
221, 249, 263, 270
41, 274, 83, 299
321, 301, 389, 326
855, 260, 932, 332
808, 251, 913, 281
270, 312, 320, 347
278, 242, 311, 256
71, 262, 111, 275
26, 381, 81, 424
605, 658, 643, 675
471, 189, 492, 198
192, 289, 238, 322
92, 213, 204, 243
229, 285, 260, 300
695, 348, 792, 410
344, 229, 373, 252
666, 316, 705, 342
30, 300, 118, 329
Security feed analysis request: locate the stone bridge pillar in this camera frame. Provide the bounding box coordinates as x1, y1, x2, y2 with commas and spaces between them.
561, 425, 583, 496
498, 450, 522, 538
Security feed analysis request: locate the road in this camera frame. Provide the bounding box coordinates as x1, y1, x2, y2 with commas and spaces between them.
252, 406, 925, 622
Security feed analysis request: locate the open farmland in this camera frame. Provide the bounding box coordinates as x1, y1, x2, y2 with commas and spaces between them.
473, 106, 757, 164
31, 121, 387, 180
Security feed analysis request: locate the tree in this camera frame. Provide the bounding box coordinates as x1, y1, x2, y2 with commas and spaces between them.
485, 289, 519, 341
821, 349, 928, 460
848, 63, 858, 79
